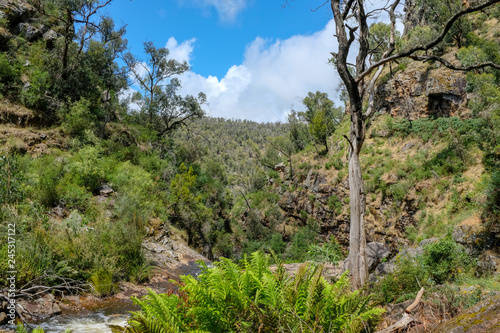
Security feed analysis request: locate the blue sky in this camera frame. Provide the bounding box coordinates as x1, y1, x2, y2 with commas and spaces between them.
106, 0, 342, 122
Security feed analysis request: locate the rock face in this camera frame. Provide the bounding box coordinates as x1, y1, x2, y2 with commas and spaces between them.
452, 216, 498, 264
403, 0, 427, 36
432, 295, 500, 333
0, 0, 36, 25
369, 238, 438, 281
0, 0, 61, 48
375, 67, 468, 120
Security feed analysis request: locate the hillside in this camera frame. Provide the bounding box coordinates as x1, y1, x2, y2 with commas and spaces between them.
1, 0, 500, 332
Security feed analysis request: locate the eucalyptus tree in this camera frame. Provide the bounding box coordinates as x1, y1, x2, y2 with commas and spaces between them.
301, 91, 343, 153
124, 42, 206, 138
325, 0, 500, 289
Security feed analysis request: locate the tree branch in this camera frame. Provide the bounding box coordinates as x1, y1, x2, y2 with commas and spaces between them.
409, 54, 500, 70
357, 0, 500, 83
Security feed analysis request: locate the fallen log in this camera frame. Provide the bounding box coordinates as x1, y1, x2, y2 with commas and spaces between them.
376, 287, 425, 333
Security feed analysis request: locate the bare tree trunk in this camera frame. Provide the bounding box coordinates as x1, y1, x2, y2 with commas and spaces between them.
346, 124, 368, 289
325, 0, 499, 290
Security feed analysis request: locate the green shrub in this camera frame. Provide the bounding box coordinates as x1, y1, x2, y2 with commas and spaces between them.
268, 232, 286, 254
27, 154, 65, 207
64, 146, 108, 191
328, 195, 343, 215
0, 53, 20, 97
422, 238, 474, 284
62, 98, 96, 137
213, 232, 234, 258
373, 255, 431, 304
484, 170, 500, 220
16, 325, 45, 333
89, 267, 117, 297
111, 161, 159, 222
56, 182, 92, 211
20, 68, 50, 111
307, 236, 344, 265
388, 181, 411, 205
287, 221, 319, 262
126, 252, 384, 333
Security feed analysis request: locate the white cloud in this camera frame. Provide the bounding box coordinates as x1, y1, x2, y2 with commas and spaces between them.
177, 19, 341, 123
179, 0, 248, 22
119, 87, 141, 111
166, 37, 196, 65
206, 0, 248, 22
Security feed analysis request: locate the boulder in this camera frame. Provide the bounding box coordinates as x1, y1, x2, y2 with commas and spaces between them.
401, 142, 415, 152
17, 294, 61, 319
15, 22, 42, 41
432, 295, 500, 333
0, 0, 36, 26
477, 252, 500, 276
374, 67, 467, 120
274, 162, 286, 173
99, 184, 115, 196
269, 261, 344, 282
43, 29, 58, 47
375, 262, 397, 275
452, 223, 488, 255
366, 242, 391, 271
304, 169, 314, 189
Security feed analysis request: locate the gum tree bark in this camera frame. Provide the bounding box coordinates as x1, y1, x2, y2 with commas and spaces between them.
328, 0, 500, 289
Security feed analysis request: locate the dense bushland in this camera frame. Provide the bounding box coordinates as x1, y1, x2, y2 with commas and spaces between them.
2, 3, 500, 328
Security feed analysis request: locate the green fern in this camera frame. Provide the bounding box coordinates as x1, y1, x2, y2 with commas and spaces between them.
125, 252, 384, 332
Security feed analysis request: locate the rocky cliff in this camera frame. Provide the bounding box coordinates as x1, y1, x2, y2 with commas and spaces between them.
0, 0, 60, 48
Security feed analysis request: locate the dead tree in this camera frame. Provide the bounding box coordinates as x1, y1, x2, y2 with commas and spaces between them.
328, 0, 500, 289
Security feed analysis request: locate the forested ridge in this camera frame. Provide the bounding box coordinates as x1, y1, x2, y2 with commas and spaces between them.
1, 0, 500, 332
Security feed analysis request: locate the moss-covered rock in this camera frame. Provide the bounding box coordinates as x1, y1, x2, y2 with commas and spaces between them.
432, 295, 500, 333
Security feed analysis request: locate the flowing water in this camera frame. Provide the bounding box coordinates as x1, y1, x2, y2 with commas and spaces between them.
26, 262, 206, 332
38, 312, 129, 333
38, 298, 139, 333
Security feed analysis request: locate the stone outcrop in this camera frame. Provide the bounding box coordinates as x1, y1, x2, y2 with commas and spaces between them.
375, 67, 468, 120
431, 295, 500, 333
369, 238, 438, 282
0, 0, 61, 48
452, 216, 498, 266
0, 0, 36, 25
16, 294, 62, 321
402, 0, 427, 36
276, 165, 419, 253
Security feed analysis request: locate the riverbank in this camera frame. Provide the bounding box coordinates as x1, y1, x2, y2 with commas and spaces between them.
0, 238, 211, 332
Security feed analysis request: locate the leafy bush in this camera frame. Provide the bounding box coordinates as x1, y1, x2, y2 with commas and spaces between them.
0, 53, 20, 97
373, 255, 431, 304
21, 68, 50, 112
307, 236, 344, 265
422, 238, 474, 284
484, 169, 500, 219
89, 267, 117, 297
27, 153, 66, 207
61, 98, 96, 137
328, 195, 343, 215
16, 325, 45, 333
111, 160, 160, 223
286, 220, 319, 262
126, 252, 384, 333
